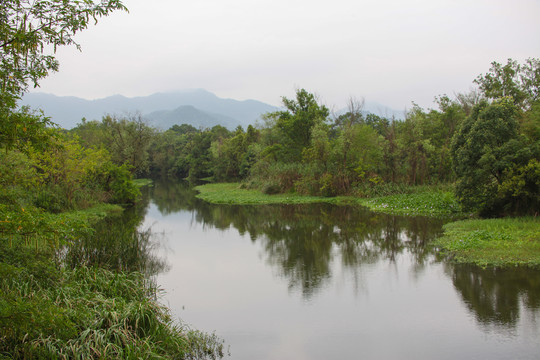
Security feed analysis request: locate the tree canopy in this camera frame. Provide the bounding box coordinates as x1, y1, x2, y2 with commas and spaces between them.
474, 58, 540, 111
0, 0, 127, 150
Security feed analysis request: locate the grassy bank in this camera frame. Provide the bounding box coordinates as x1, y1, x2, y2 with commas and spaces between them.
195, 183, 464, 217
0, 244, 224, 359
0, 206, 225, 359
195, 183, 340, 205
133, 178, 154, 187
435, 217, 540, 268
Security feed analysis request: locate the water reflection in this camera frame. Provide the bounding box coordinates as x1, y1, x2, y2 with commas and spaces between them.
64, 189, 168, 276
447, 264, 540, 329
150, 180, 446, 299
149, 179, 540, 333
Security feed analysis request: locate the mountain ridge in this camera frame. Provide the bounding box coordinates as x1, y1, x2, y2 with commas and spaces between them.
20, 89, 405, 130
20, 89, 278, 129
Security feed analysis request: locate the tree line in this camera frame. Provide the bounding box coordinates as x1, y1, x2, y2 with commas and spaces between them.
69, 58, 539, 217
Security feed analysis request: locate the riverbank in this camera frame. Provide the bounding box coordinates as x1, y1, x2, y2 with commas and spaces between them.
194, 183, 340, 205
194, 182, 464, 217
0, 205, 225, 359
435, 217, 540, 268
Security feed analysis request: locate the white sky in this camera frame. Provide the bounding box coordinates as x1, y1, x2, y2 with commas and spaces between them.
32, 0, 540, 111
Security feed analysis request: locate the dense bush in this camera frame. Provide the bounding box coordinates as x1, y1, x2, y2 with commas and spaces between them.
87, 162, 141, 205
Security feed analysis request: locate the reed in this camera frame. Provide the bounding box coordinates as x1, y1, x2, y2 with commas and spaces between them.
0, 240, 225, 359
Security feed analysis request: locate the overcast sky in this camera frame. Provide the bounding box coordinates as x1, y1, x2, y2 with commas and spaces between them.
32, 0, 540, 111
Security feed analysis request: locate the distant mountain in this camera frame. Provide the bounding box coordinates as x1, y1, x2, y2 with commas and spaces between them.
145, 105, 239, 130
20, 89, 278, 129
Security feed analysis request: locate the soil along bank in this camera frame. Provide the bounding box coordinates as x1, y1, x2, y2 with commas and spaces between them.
435, 217, 540, 268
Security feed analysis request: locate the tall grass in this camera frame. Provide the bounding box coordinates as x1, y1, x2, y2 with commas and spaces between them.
353, 182, 455, 198
0, 243, 225, 359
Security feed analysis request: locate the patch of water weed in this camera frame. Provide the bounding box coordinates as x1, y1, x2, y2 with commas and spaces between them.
196, 183, 465, 218
435, 217, 540, 268
359, 191, 464, 217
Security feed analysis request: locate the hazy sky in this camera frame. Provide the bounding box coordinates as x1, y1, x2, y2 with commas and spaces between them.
32, 0, 540, 111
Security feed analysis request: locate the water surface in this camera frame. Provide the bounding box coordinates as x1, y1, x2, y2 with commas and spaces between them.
141, 180, 540, 359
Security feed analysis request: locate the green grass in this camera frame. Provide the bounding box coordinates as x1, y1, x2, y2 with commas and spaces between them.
195, 183, 465, 217
195, 183, 340, 205
435, 217, 540, 268
356, 191, 465, 217
133, 178, 154, 187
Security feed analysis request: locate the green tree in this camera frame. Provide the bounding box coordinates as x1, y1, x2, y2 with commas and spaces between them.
330, 123, 382, 193
398, 105, 435, 185
101, 113, 155, 177
381, 119, 399, 183
474, 58, 540, 110
71, 118, 108, 149
210, 127, 243, 180
450, 97, 535, 215
270, 89, 329, 162
0, 0, 127, 149
432, 95, 466, 182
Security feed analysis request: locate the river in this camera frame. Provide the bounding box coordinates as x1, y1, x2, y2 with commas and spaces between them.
136, 180, 539, 360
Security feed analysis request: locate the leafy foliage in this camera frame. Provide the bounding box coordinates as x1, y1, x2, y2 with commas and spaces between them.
0, 1, 228, 358
268, 89, 330, 162
474, 58, 540, 110
451, 97, 538, 215
0, 0, 127, 150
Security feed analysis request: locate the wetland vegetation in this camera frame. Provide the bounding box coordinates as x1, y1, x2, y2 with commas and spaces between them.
435, 217, 540, 268
0, 0, 538, 356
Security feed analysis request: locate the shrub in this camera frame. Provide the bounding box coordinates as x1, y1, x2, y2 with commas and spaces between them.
87, 162, 140, 205
34, 184, 69, 213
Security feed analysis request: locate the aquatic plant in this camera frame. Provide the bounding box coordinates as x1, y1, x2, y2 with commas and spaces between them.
435, 217, 540, 267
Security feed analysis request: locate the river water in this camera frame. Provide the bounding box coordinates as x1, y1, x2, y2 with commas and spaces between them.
138, 180, 540, 360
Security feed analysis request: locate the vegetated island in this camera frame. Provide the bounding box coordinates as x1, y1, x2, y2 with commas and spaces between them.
194, 182, 464, 218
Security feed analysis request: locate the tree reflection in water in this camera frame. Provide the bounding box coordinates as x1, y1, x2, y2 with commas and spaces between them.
446, 264, 540, 330
148, 179, 540, 330
149, 180, 445, 298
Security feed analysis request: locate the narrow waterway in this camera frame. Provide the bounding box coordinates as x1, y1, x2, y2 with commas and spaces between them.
140, 180, 540, 360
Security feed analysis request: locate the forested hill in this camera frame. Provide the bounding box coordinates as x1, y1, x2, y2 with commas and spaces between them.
20, 89, 278, 129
